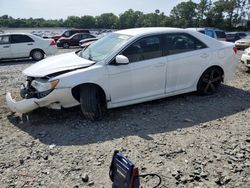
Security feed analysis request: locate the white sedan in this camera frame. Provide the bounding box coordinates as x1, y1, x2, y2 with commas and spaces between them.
0, 33, 57, 61
241, 47, 250, 69
6, 27, 237, 120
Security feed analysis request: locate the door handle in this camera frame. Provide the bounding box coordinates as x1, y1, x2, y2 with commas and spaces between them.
3, 45, 10, 48
27, 43, 34, 45
201, 53, 209, 58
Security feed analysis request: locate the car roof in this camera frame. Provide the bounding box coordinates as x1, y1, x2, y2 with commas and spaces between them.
0, 33, 34, 36
70, 32, 90, 38
186, 27, 224, 32
227, 32, 246, 34
115, 27, 184, 37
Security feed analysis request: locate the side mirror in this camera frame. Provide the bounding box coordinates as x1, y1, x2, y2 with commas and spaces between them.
115, 55, 129, 65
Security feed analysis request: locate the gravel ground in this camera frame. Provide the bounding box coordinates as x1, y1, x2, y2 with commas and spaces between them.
0, 49, 249, 188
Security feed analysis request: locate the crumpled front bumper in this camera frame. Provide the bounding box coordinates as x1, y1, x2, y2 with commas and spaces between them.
6, 92, 39, 113
6, 87, 79, 114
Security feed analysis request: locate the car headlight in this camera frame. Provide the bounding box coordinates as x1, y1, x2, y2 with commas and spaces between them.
31, 79, 59, 92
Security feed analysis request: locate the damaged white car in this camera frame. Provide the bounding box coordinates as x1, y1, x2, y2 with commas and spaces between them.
6, 27, 237, 120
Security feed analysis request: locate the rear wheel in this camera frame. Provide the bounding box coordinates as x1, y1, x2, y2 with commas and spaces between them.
80, 85, 103, 120
197, 67, 223, 95
31, 50, 44, 61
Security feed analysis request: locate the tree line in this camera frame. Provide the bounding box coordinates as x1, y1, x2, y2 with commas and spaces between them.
0, 0, 249, 31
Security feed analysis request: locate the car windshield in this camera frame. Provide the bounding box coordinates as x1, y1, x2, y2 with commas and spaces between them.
80, 33, 132, 62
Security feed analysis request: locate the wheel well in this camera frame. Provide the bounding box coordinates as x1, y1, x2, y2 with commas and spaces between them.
72, 83, 107, 106
201, 65, 224, 80
30, 49, 45, 56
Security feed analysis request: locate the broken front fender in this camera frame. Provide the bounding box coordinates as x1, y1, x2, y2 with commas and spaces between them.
6, 92, 39, 114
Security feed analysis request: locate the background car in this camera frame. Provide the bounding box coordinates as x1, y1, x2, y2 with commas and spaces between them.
241, 47, 250, 69
186, 27, 227, 41
235, 34, 250, 50
57, 33, 95, 48
226, 32, 247, 42
79, 38, 98, 49
0, 33, 57, 61
51, 29, 90, 41
79, 37, 97, 46
79, 32, 110, 48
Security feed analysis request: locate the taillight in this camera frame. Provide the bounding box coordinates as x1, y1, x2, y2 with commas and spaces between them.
233, 47, 238, 54
50, 40, 56, 46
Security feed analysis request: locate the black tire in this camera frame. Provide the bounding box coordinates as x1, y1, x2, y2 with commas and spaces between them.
31, 50, 44, 61
80, 85, 103, 120
197, 67, 223, 95
62, 43, 69, 49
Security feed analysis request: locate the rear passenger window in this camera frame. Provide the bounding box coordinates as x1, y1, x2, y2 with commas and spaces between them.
11, 35, 34, 43
122, 36, 162, 63
81, 34, 91, 39
73, 35, 80, 40
0, 35, 10, 44
163, 33, 207, 55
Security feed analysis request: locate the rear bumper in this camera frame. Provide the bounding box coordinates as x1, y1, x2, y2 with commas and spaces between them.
6, 88, 79, 114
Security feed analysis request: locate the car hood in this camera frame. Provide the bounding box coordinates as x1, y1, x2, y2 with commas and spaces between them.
23, 52, 94, 77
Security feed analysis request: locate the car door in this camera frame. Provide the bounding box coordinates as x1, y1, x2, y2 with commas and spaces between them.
71, 34, 81, 46
10, 34, 35, 58
0, 35, 11, 59
107, 35, 167, 104
162, 33, 210, 93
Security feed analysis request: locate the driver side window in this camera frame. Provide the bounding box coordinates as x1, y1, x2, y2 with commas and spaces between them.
122, 36, 162, 63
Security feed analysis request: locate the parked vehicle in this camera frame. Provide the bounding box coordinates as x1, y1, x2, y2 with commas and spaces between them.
0, 33, 57, 61
235, 34, 250, 50
79, 37, 97, 46
79, 33, 109, 48
241, 47, 250, 69
79, 38, 98, 49
6, 27, 237, 120
186, 27, 227, 41
57, 33, 95, 48
226, 32, 247, 42
52, 29, 90, 41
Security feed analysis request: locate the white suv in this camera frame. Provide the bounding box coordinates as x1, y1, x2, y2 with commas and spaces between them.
0, 33, 57, 61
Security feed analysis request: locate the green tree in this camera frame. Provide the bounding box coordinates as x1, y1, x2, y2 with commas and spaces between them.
170, 0, 198, 28
197, 0, 212, 26
95, 13, 119, 28
79, 16, 95, 28
119, 9, 144, 29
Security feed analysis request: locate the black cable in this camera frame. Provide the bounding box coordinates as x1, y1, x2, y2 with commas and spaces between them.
139, 173, 162, 188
